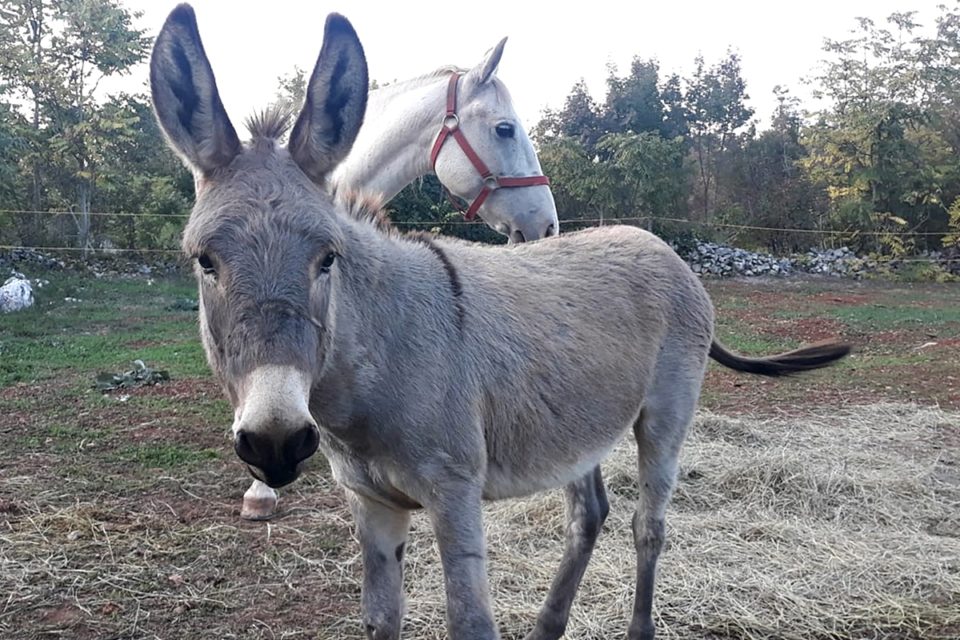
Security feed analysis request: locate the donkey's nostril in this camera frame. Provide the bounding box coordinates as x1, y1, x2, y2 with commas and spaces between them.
287, 424, 320, 464
234, 430, 263, 468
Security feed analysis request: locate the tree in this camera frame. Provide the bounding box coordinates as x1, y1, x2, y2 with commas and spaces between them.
533, 79, 604, 150
603, 57, 665, 136
0, 0, 149, 251
684, 51, 754, 221
803, 9, 960, 251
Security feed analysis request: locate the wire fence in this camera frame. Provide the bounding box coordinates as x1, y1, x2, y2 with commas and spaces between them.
1, 208, 953, 234
2, 209, 957, 263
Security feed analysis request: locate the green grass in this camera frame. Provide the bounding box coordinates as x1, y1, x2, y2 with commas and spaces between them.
0, 273, 204, 386
826, 305, 960, 331
118, 443, 221, 469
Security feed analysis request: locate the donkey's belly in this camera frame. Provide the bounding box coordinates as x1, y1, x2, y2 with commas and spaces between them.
481, 420, 634, 501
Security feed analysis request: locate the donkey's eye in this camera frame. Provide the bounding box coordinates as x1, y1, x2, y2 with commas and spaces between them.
319, 252, 337, 274
197, 254, 216, 276
495, 123, 515, 139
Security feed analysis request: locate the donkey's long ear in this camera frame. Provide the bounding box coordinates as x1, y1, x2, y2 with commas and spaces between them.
467, 37, 507, 85
288, 14, 368, 183
150, 4, 240, 175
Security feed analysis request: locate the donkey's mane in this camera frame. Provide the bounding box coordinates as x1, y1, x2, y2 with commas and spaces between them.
339, 189, 394, 234
338, 189, 464, 328
245, 106, 293, 141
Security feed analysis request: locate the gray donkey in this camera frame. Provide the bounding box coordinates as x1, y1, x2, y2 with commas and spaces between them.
150, 6, 850, 639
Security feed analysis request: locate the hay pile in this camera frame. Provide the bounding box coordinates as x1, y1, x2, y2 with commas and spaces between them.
390, 404, 959, 639
2, 403, 957, 639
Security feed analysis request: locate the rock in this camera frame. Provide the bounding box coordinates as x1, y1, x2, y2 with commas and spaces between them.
0, 275, 33, 312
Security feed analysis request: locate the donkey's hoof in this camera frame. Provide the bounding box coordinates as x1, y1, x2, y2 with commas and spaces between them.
241, 495, 278, 520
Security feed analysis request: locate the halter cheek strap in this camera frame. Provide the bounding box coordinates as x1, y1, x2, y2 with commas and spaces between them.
429, 72, 550, 221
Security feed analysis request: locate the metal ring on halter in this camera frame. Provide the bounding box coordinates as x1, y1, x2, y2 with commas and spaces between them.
483, 176, 499, 190
442, 114, 460, 130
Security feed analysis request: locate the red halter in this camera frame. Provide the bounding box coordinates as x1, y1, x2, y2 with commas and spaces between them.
429, 72, 550, 221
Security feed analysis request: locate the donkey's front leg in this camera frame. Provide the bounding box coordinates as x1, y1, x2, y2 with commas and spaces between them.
427, 482, 500, 640
241, 479, 278, 520
348, 491, 411, 640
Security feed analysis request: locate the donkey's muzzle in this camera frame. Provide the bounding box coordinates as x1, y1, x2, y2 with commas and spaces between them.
234, 424, 320, 488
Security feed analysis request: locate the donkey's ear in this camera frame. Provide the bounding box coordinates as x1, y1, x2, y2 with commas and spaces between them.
288, 13, 368, 183
150, 3, 240, 175
468, 37, 507, 86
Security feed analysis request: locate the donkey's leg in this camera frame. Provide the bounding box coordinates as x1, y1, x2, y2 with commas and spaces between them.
240, 479, 278, 520
628, 379, 699, 640
348, 491, 411, 640
526, 465, 609, 640
427, 482, 500, 640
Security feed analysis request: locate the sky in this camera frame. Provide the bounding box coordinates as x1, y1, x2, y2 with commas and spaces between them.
117, 0, 950, 132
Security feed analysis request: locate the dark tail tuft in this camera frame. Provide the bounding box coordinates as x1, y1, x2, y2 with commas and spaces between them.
709, 339, 851, 377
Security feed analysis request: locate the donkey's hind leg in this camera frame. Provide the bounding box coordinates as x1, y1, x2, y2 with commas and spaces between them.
628, 370, 701, 640
526, 465, 609, 640
241, 479, 278, 520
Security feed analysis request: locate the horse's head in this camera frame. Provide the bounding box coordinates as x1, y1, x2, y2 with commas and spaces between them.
150, 4, 368, 487
432, 40, 559, 243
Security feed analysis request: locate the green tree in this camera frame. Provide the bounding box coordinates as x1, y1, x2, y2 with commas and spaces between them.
0, 0, 149, 251
803, 10, 959, 252
684, 51, 754, 221
603, 58, 665, 136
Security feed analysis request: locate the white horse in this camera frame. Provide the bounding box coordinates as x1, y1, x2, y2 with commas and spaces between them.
241, 40, 558, 521
330, 41, 557, 243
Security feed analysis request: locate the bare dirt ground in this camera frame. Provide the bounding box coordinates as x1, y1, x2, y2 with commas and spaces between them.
1, 274, 957, 639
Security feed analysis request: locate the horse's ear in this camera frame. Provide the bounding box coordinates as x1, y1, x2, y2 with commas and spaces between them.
150, 3, 240, 175
468, 37, 507, 85
289, 13, 368, 183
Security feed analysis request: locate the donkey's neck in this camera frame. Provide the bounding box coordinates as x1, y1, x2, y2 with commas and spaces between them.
330, 76, 449, 201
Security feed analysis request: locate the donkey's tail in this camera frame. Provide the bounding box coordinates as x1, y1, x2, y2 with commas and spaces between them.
709, 339, 851, 377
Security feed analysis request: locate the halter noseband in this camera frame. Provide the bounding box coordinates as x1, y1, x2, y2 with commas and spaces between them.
429, 72, 550, 221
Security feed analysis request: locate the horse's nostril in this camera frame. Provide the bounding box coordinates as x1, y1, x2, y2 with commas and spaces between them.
512, 229, 526, 243
546, 223, 557, 237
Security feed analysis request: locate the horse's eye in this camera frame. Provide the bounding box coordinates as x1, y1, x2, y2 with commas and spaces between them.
319, 252, 337, 273
495, 123, 515, 139
197, 254, 216, 276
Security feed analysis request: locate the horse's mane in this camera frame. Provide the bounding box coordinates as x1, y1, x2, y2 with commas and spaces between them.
372, 66, 466, 95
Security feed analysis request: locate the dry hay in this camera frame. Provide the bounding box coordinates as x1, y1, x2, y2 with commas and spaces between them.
397, 403, 960, 639
1, 403, 958, 639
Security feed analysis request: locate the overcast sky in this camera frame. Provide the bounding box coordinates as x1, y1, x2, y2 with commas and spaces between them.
119, 0, 948, 131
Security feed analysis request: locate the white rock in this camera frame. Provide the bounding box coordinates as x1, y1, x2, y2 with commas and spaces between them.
0, 276, 33, 313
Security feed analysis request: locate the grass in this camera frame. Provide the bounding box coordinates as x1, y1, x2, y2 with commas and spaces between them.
118, 443, 221, 468
825, 304, 960, 330
0, 273, 201, 385
0, 271, 958, 639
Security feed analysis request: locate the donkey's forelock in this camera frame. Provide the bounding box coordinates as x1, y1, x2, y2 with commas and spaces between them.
244, 106, 294, 143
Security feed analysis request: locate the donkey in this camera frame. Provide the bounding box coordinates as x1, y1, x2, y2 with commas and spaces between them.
241, 38, 558, 521
150, 6, 850, 639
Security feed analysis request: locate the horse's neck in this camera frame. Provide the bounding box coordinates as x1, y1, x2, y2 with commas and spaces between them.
330, 77, 447, 201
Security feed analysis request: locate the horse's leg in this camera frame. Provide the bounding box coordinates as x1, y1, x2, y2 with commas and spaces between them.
628, 367, 700, 640
427, 481, 500, 640
241, 479, 278, 520
525, 465, 609, 640
348, 490, 411, 640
